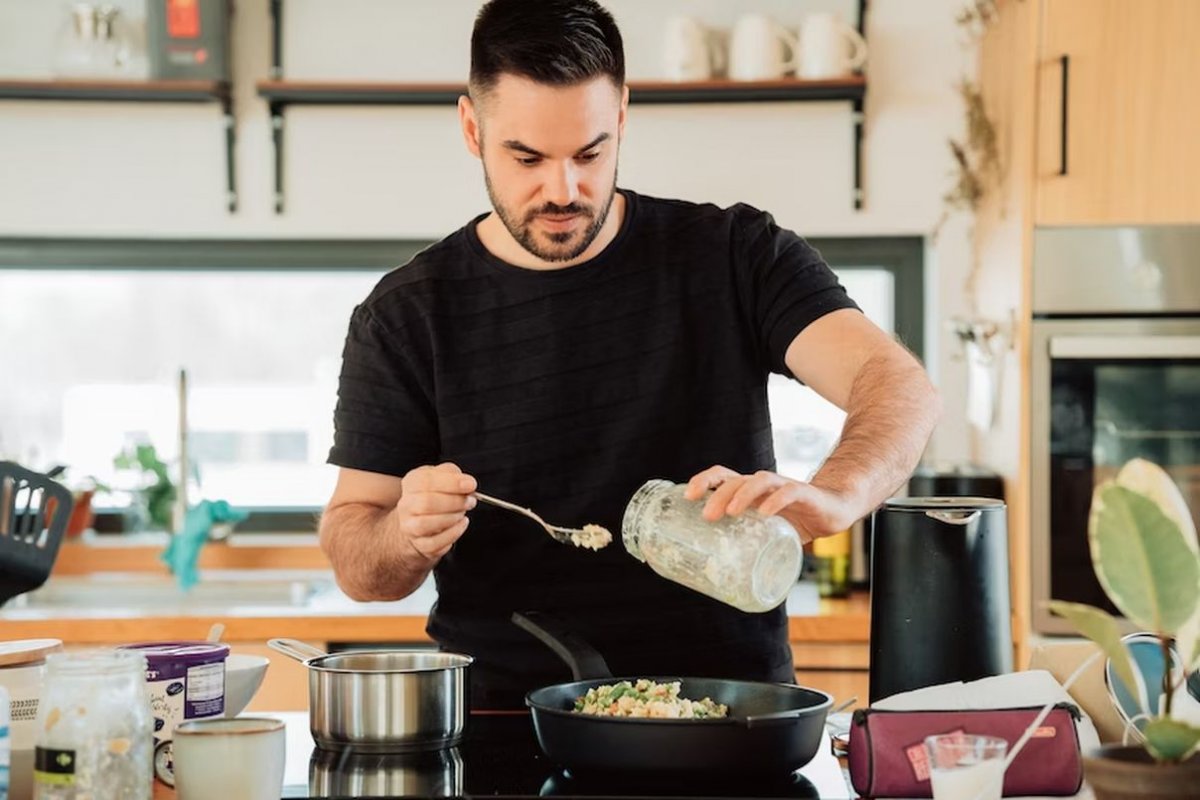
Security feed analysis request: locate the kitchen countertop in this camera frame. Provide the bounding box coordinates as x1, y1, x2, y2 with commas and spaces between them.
0, 573, 869, 644
149, 711, 853, 800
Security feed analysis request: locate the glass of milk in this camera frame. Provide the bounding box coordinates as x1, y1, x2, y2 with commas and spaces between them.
923, 734, 1008, 800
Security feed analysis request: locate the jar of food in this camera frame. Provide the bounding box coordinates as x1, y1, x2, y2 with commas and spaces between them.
621, 479, 803, 613
33, 650, 152, 800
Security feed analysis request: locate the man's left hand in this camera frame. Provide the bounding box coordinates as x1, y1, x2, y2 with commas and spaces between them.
684, 465, 859, 543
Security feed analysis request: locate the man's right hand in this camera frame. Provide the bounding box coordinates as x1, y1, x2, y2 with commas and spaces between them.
394, 462, 478, 562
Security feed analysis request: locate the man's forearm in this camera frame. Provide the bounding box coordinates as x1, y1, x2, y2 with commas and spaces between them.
319, 503, 430, 601
811, 350, 941, 516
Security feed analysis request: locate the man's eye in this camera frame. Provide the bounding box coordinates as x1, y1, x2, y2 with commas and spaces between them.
576, 153, 600, 163
519, 157, 542, 167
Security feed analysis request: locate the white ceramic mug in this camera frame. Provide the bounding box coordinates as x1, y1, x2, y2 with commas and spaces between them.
662, 16, 723, 81
728, 13, 797, 81
172, 717, 286, 800
797, 12, 867, 79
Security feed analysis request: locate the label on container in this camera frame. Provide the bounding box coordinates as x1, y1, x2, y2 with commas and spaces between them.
33, 748, 76, 787
184, 662, 224, 718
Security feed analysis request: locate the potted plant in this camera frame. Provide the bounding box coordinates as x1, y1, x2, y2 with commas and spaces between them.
1047, 458, 1200, 798
113, 443, 177, 532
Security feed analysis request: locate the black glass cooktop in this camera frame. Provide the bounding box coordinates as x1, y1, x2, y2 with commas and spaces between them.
290, 714, 850, 799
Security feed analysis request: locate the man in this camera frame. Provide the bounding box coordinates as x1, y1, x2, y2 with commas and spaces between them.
321, 0, 939, 709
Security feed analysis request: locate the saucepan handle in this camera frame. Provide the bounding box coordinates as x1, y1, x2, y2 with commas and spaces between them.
512, 611, 614, 682
268, 638, 328, 663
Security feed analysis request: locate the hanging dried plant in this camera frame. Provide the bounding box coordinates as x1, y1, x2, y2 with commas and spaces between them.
943, 79, 1001, 216
956, 0, 1001, 40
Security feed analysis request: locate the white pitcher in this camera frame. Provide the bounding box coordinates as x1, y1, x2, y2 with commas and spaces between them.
661, 16, 723, 81
797, 12, 867, 79
728, 13, 796, 81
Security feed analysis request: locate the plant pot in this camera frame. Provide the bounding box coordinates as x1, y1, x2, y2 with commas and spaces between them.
1084, 745, 1200, 800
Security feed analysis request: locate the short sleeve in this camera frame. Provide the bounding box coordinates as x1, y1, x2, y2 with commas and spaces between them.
327, 304, 440, 477
731, 205, 861, 378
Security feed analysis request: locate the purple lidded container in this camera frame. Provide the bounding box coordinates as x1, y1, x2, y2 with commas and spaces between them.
118, 641, 230, 785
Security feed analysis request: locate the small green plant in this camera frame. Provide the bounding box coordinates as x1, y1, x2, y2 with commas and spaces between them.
1047, 459, 1200, 763
114, 443, 176, 532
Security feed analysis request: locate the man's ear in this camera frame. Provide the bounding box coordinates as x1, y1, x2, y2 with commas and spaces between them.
617, 84, 629, 141
459, 95, 482, 158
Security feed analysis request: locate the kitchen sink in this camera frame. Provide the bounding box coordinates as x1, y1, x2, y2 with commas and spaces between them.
5, 572, 334, 613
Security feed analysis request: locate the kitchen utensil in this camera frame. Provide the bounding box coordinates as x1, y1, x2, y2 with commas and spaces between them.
472, 492, 610, 549
223, 653, 269, 718
728, 14, 797, 80
267, 638, 471, 753
514, 612, 832, 775
0, 461, 74, 606
869, 497, 1012, 702
173, 717, 286, 800
796, 12, 867, 79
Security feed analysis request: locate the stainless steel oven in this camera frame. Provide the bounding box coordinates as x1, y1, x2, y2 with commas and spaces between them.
1031, 226, 1200, 634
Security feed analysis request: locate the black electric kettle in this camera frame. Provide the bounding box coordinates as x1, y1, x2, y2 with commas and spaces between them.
868, 497, 1012, 702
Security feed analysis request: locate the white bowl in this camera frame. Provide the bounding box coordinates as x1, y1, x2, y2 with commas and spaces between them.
224, 654, 269, 717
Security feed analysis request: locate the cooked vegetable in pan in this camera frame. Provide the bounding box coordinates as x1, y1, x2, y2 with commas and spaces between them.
573, 679, 728, 719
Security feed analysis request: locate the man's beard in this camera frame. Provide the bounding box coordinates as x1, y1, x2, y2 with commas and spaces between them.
484, 168, 618, 263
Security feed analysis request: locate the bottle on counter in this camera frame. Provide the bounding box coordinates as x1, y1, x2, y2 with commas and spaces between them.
811, 527, 852, 598
34, 650, 152, 800
621, 479, 804, 613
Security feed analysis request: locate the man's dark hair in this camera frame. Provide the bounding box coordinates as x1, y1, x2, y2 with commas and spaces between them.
469, 0, 625, 99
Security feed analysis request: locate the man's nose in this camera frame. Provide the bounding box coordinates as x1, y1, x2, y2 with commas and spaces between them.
544, 161, 580, 208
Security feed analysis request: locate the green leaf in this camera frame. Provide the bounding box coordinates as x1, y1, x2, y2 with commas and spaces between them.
1178, 611, 1200, 673
1116, 459, 1199, 555
1045, 601, 1139, 702
1143, 718, 1200, 763
1089, 483, 1200, 633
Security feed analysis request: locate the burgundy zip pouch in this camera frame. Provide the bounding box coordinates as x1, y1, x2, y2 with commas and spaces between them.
848, 703, 1084, 798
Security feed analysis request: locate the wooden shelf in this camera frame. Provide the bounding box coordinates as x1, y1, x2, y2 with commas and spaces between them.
0, 79, 238, 212
256, 77, 866, 106
0, 78, 228, 103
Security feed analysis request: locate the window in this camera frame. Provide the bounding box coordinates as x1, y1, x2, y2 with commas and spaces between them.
0, 236, 922, 531
771, 237, 924, 481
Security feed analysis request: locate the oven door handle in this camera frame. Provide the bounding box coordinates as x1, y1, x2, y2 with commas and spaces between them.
1050, 335, 1200, 359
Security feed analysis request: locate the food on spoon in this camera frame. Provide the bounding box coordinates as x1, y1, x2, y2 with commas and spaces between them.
573, 679, 728, 718
572, 523, 612, 550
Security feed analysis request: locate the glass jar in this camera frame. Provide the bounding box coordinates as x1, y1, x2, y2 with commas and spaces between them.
34, 650, 152, 800
621, 479, 803, 613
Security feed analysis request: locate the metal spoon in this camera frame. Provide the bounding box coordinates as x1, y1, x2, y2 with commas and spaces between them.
472, 492, 612, 550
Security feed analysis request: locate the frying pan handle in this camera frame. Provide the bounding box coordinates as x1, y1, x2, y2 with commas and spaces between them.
268, 638, 328, 663
741, 708, 809, 728
511, 612, 613, 681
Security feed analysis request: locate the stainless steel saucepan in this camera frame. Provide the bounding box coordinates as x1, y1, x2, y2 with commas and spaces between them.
268, 638, 472, 753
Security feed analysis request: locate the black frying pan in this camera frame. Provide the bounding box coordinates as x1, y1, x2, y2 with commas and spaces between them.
513, 612, 832, 776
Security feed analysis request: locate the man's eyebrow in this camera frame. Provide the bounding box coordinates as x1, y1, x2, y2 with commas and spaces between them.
501, 133, 611, 158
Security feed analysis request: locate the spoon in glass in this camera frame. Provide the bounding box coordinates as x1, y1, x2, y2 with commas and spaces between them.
472, 492, 612, 550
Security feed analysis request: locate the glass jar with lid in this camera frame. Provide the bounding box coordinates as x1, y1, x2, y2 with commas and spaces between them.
621, 479, 803, 613
34, 650, 152, 800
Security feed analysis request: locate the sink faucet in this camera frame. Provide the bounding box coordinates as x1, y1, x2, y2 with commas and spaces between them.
173, 367, 189, 535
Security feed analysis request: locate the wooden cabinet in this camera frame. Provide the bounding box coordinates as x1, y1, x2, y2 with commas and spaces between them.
1036, 0, 1200, 224
791, 643, 869, 709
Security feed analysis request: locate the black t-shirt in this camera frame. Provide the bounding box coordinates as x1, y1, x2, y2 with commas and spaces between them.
329, 190, 859, 708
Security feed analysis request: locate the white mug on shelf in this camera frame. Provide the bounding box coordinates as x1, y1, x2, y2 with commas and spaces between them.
728, 13, 797, 81
797, 12, 867, 79
661, 16, 722, 82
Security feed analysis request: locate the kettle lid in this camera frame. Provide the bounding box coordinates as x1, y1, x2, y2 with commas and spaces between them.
884, 496, 1006, 511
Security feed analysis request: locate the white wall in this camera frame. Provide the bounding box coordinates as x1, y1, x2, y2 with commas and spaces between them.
0, 0, 977, 463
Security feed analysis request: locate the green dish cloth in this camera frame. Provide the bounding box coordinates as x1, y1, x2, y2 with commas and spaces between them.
161, 500, 249, 590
